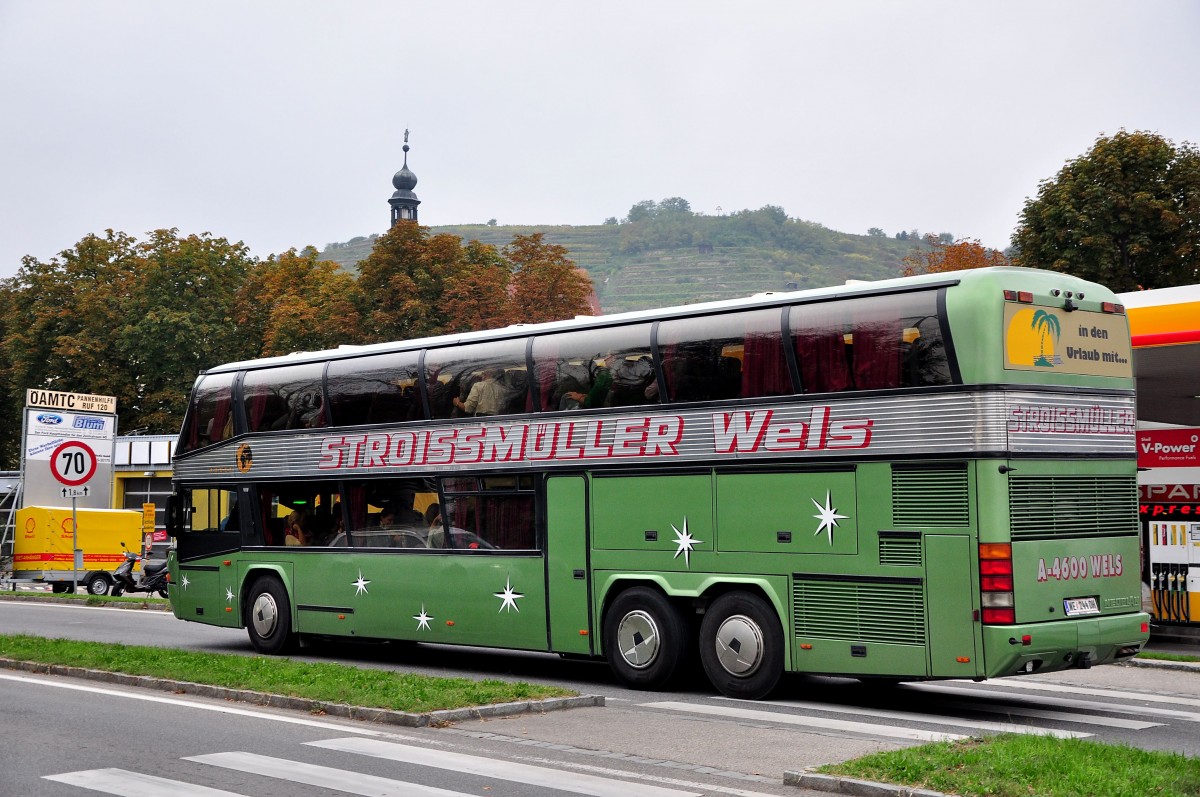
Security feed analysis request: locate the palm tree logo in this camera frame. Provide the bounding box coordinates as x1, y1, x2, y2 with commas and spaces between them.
1031, 310, 1060, 367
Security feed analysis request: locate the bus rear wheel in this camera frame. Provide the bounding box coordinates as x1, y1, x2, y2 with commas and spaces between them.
699, 591, 784, 700
245, 576, 295, 655
603, 586, 686, 691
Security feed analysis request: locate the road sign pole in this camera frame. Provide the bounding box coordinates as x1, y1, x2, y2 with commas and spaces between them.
71, 496, 79, 593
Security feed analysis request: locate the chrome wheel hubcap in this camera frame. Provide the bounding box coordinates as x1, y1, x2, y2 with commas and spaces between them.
617, 610, 660, 669
713, 614, 764, 676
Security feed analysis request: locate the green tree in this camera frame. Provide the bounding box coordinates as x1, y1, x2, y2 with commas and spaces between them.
115, 229, 259, 432
1013, 129, 1200, 291
625, 200, 658, 223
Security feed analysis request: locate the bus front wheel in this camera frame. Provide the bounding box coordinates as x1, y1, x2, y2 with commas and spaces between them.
245, 576, 296, 655
699, 591, 784, 700
602, 586, 686, 691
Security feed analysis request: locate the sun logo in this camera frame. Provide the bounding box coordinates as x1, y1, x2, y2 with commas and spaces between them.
236, 443, 253, 473
1006, 307, 1062, 368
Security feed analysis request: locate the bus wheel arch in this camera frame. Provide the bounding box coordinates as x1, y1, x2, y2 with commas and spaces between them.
601, 584, 688, 690
699, 590, 785, 700
243, 574, 296, 655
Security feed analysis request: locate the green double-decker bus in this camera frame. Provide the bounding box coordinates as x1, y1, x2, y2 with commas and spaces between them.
167, 266, 1149, 699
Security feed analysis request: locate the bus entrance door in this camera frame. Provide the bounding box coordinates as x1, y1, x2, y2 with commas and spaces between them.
546, 475, 593, 655
925, 535, 981, 677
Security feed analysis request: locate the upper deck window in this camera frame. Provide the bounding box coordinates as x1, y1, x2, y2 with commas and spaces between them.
242, 362, 327, 433
658, 308, 791, 403
327, 350, 422, 426
177, 372, 236, 455
424, 338, 530, 420
533, 323, 658, 411
789, 291, 951, 393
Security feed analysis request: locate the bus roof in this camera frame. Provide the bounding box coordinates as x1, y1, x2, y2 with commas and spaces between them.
202, 266, 1108, 375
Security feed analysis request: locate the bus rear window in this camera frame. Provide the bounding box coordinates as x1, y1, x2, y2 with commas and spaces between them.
790, 291, 952, 393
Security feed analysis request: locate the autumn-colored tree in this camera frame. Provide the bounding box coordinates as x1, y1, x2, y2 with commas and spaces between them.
506, 233, 594, 324
235, 247, 364, 357
902, 235, 1011, 276
1012, 130, 1200, 291
356, 221, 467, 342
442, 240, 513, 332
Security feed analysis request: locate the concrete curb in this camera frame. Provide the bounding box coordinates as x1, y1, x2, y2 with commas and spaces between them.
0, 657, 603, 727
0, 594, 171, 611
784, 772, 948, 796
1120, 657, 1200, 673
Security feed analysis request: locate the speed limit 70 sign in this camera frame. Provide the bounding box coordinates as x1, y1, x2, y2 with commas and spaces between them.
50, 440, 98, 486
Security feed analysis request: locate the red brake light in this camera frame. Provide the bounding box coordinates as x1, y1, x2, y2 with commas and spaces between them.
1017, 291, 1033, 303
1101, 301, 1125, 314
980, 559, 1013, 575
981, 575, 1014, 592
982, 608, 1016, 624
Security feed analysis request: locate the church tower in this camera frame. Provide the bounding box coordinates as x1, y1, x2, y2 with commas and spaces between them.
388, 129, 420, 225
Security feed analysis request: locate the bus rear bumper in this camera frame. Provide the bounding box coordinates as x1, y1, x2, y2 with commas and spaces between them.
980, 612, 1150, 678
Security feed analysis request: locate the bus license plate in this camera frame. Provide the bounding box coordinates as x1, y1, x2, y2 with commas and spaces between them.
1063, 597, 1100, 616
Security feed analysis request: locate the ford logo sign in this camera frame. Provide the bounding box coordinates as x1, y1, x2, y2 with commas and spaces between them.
37, 414, 64, 425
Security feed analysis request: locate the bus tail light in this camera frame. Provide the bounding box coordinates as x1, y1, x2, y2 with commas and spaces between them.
980, 543, 1015, 625
1003, 290, 1034, 303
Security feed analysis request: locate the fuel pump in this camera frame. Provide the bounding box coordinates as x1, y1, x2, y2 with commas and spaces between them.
1147, 521, 1199, 624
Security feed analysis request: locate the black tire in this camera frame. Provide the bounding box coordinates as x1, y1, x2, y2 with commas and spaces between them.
84, 574, 111, 596
699, 591, 785, 700
111, 584, 125, 597
602, 586, 687, 690
156, 586, 169, 599
50, 583, 71, 594
244, 576, 295, 655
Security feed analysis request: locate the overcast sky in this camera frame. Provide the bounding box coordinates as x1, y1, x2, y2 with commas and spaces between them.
2, 1, 1197, 280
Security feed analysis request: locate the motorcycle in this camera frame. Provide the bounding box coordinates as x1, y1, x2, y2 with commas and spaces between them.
111, 543, 169, 598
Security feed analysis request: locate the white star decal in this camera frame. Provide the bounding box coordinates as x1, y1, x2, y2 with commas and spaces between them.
812, 491, 849, 545
225, 586, 235, 602
352, 571, 370, 596
672, 516, 700, 566
667, 516, 700, 566
413, 604, 433, 631
494, 578, 524, 613
180, 574, 190, 590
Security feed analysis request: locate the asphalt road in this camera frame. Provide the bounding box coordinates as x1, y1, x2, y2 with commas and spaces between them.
2, 600, 1199, 796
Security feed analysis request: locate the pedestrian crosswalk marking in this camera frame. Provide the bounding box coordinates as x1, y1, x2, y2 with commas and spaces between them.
185, 752, 475, 797
642, 701, 969, 742
715, 697, 1093, 738
977, 678, 1200, 709
937, 699, 1161, 729
913, 683, 1200, 723
309, 737, 702, 797
44, 768, 249, 797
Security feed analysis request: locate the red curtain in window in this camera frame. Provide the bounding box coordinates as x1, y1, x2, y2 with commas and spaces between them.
795, 331, 852, 393
742, 333, 790, 397
853, 320, 903, 390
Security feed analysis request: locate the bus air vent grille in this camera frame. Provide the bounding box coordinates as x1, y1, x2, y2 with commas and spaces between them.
879, 537, 922, 567
1009, 475, 1137, 539
793, 580, 926, 645
891, 465, 969, 528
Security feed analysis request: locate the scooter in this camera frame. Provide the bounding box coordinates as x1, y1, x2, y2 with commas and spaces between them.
111, 543, 169, 598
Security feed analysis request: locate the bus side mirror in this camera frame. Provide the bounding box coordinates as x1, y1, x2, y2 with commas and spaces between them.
166, 493, 184, 536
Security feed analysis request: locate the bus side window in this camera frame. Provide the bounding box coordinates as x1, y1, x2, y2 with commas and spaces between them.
659, 308, 789, 402
243, 363, 327, 432
425, 338, 529, 420
439, 477, 535, 551
327, 350, 423, 426
532, 323, 657, 411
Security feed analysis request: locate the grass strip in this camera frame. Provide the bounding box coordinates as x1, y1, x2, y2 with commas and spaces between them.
0, 633, 575, 714
1136, 650, 1200, 663
0, 590, 169, 607
818, 734, 1200, 797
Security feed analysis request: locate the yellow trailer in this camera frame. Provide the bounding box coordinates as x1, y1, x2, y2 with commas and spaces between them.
13, 506, 143, 595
